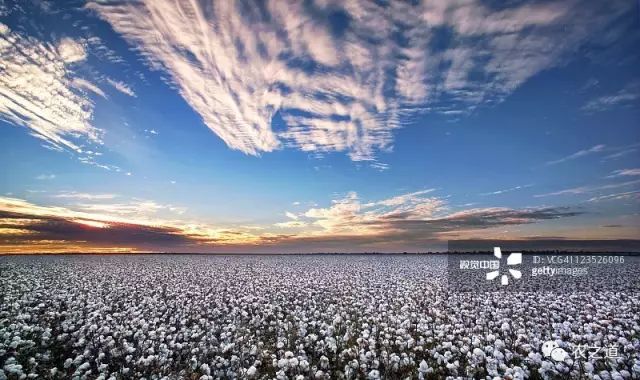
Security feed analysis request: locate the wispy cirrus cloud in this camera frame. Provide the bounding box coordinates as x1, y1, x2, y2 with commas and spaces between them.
75, 200, 186, 217
588, 190, 640, 203
480, 184, 533, 196
582, 82, 640, 113
535, 179, 640, 197
546, 144, 606, 165
72, 78, 107, 99
35, 174, 56, 181
603, 147, 638, 161
88, 0, 630, 161
608, 168, 640, 178
0, 25, 103, 153
53, 191, 117, 200
106, 78, 136, 97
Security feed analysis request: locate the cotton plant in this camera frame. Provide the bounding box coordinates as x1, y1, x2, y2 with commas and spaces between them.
0, 255, 638, 379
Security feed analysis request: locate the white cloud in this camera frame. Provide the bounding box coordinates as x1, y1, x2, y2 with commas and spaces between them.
370, 162, 390, 171
35, 174, 56, 180
72, 78, 107, 99
274, 220, 307, 228
53, 191, 117, 200
88, 0, 630, 161
57, 38, 87, 63
582, 83, 640, 113
608, 168, 640, 177
285, 211, 299, 220
546, 144, 606, 165
107, 78, 136, 97
480, 184, 533, 196
301, 190, 444, 234
535, 179, 640, 197
588, 190, 640, 202
75, 199, 186, 217
0, 31, 102, 152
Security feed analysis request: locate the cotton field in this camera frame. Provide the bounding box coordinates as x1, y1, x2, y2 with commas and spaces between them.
0, 255, 639, 380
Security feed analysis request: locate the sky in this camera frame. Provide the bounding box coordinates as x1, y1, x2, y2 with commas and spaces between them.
0, 0, 639, 253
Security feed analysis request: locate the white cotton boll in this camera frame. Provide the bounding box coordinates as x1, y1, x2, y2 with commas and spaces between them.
419, 360, 429, 373
320, 356, 329, 370
611, 371, 624, 380
599, 370, 612, 380
473, 348, 485, 359
314, 370, 324, 379
367, 369, 380, 379
3, 364, 23, 376
584, 362, 595, 373
246, 366, 257, 378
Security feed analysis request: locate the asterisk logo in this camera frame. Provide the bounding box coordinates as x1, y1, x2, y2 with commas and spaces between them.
486, 247, 522, 285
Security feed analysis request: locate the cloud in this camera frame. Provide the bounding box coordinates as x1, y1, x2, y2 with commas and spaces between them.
603, 147, 638, 161
608, 168, 640, 177
57, 38, 87, 63
87, 0, 630, 161
0, 191, 584, 253
582, 83, 640, 113
535, 179, 640, 197
106, 78, 136, 97
296, 190, 578, 241
74, 200, 186, 217
0, 197, 254, 252
588, 190, 640, 203
285, 211, 299, 220
72, 78, 107, 99
480, 184, 533, 196
265, 195, 582, 251
370, 162, 390, 171
0, 30, 102, 152
546, 144, 606, 165
274, 220, 307, 229
53, 191, 117, 200
35, 174, 56, 180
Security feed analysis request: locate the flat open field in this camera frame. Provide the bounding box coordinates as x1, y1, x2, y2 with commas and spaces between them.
0, 254, 639, 379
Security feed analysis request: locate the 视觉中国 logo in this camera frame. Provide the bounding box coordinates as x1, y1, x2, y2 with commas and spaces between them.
486, 247, 522, 286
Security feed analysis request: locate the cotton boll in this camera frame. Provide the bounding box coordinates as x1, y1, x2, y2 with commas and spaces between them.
367, 369, 380, 379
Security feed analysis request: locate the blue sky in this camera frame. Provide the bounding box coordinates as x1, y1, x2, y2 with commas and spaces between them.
0, 0, 638, 253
